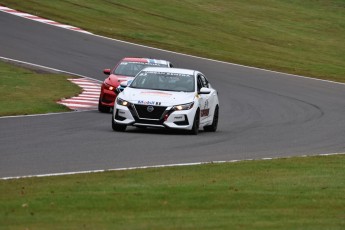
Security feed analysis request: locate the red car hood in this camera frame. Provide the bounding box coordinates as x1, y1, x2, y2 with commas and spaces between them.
105, 74, 134, 87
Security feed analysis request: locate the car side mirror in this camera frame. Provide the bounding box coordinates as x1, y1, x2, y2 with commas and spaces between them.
199, 87, 211, 94
103, 69, 111, 75
120, 81, 128, 87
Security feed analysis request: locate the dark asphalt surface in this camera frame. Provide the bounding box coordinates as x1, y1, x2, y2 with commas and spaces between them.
1, 12, 344, 178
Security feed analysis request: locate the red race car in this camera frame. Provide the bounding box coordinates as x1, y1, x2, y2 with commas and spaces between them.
98, 57, 173, 112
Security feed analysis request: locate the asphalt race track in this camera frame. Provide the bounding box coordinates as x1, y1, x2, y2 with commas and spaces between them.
1, 12, 344, 178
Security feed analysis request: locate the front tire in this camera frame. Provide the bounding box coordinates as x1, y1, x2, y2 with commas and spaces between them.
204, 105, 219, 132
189, 109, 200, 135
112, 113, 126, 132
98, 99, 111, 113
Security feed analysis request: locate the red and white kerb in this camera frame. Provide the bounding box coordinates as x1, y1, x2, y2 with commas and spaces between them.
0, 6, 92, 34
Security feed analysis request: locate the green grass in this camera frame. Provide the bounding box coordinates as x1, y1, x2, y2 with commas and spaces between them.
0, 0, 344, 82
0, 155, 344, 229
0, 61, 81, 116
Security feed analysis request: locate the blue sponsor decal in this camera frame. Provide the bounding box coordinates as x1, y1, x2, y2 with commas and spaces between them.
138, 100, 155, 105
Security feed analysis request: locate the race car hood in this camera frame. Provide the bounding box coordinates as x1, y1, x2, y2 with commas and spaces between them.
106, 74, 134, 87
120, 88, 196, 106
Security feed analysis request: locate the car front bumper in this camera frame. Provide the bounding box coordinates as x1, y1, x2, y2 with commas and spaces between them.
113, 103, 196, 130
100, 88, 117, 107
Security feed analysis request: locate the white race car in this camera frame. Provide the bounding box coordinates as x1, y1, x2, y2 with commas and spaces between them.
112, 67, 219, 134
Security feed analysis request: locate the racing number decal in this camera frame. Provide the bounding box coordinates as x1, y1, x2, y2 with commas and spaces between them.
200, 99, 209, 117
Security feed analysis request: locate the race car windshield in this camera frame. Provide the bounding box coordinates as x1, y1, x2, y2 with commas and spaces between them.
114, 62, 169, 77
129, 71, 195, 92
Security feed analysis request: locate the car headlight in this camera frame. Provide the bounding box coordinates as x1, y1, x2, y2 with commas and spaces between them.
172, 102, 194, 111
116, 97, 131, 107
104, 82, 115, 91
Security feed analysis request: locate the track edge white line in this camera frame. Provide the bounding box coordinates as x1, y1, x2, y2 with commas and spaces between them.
1, 152, 344, 180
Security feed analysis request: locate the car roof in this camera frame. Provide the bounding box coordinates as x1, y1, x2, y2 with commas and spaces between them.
121, 57, 170, 65
141, 67, 196, 75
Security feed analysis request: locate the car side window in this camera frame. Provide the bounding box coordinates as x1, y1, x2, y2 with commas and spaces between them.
200, 75, 209, 88
197, 76, 203, 92
198, 74, 209, 89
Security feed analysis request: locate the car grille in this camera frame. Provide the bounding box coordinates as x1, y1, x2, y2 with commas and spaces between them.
134, 105, 167, 120
134, 119, 165, 125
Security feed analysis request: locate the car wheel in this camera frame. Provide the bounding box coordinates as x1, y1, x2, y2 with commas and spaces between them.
189, 109, 200, 135
98, 98, 110, 113
204, 105, 219, 132
112, 113, 126, 132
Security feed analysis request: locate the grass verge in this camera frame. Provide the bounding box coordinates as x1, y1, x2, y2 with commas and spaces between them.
0, 0, 344, 82
0, 155, 344, 229
0, 61, 81, 116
